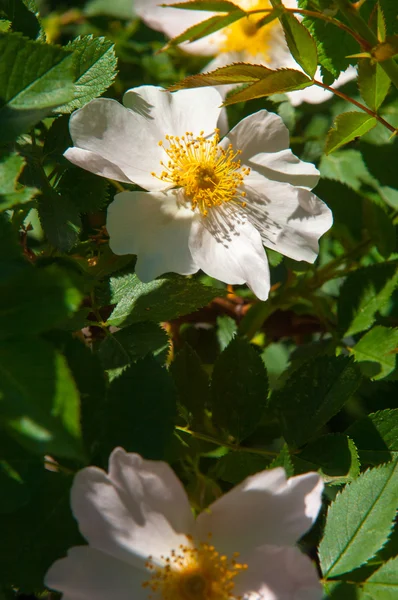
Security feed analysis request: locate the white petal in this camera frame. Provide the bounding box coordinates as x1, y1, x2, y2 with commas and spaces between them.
64, 147, 133, 184
222, 110, 290, 162
189, 209, 270, 300
237, 545, 322, 600
244, 172, 332, 262
67, 97, 165, 191
196, 469, 323, 554
106, 190, 198, 281
288, 66, 357, 106
247, 149, 319, 190
45, 546, 147, 600
134, 0, 222, 55
71, 448, 195, 566
122, 85, 223, 141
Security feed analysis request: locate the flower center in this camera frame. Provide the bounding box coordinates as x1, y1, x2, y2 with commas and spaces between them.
142, 537, 248, 600
152, 129, 250, 217
221, 0, 280, 58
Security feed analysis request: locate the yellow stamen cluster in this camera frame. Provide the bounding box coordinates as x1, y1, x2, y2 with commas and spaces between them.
152, 129, 250, 217
221, 0, 279, 59
142, 536, 248, 600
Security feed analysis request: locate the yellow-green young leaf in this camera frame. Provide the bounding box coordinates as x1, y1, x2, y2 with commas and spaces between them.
377, 1, 387, 42
169, 63, 275, 89
359, 556, 398, 599
371, 34, 398, 62
165, 11, 244, 47
165, 1, 243, 11
0, 152, 37, 211
223, 69, 312, 105
325, 112, 377, 154
358, 58, 390, 111
319, 460, 398, 579
280, 13, 318, 77
353, 326, 398, 380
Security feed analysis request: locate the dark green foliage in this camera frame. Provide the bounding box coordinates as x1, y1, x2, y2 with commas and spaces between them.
210, 337, 268, 441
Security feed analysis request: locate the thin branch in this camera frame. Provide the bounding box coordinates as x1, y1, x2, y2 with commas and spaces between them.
313, 78, 397, 134
175, 426, 279, 457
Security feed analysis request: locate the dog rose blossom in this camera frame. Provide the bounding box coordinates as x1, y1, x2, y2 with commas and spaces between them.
45, 448, 324, 600
64, 85, 332, 300
134, 0, 356, 106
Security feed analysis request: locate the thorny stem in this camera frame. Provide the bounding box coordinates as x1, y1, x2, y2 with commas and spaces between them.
175, 426, 279, 457
312, 78, 397, 134
334, 0, 398, 91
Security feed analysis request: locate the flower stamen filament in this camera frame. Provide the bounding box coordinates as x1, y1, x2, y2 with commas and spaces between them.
152, 129, 250, 216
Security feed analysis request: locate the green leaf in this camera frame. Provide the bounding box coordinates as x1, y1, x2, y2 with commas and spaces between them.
298, 0, 358, 82
280, 13, 318, 77
104, 356, 177, 459
0, 336, 84, 460
346, 409, 398, 466
37, 191, 82, 251
167, 12, 245, 47
0, 0, 42, 40
58, 35, 117, 114
338, 262, 398, 336
170, 344, 210, 426
268, 444, 294, 477
98, 322, 169, 370
0, 32, 75, 141
216, 315, 237, 351
166, 1, 244, 11
107, 272, 223, 327
169, 64, 312, 102
319, 460, 398, 578
319, 149, 378, 192
0, 263, 83, 340
56, 167, 109, 212
294, 433, 360, 485
0, 152, 37, 211
0, 470, 82, 592
211, 337, 268, 441
363, 201, 395, 258
358, 58, 390, 111
353, 326, 398, 380
325, 112, 377, 155
272, 356, 362, 449
86, 0, 134, 19
0, 432, 45, 514
61, 336, 107, 461
359, 556, 398, 599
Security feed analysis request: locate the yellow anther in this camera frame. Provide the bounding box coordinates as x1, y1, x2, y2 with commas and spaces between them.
221, 0, 278, 59
142, 537, 248, 600
152, 129, 249, 216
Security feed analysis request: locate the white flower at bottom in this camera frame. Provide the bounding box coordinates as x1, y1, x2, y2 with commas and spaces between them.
45, 448, 324, 600
134, 0, 357, 106
64, 85, 332, 300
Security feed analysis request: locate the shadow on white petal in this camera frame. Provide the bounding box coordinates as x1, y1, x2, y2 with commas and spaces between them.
189, 206, 270, 301
197, 469, 323, 555
236, 545, 322, 600
70, 448, 195, 567
45, 546, 148, 600
107, 190, 198, 282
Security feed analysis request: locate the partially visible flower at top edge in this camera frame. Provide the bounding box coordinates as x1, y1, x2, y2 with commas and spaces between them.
45, 447, 324, 600
134, 0, 357, 107
64, 85, 332, 300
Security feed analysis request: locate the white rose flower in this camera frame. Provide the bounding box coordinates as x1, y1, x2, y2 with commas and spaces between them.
134, 0, 357, 106
65, 85, 332, 300
45, 447, 324, 600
